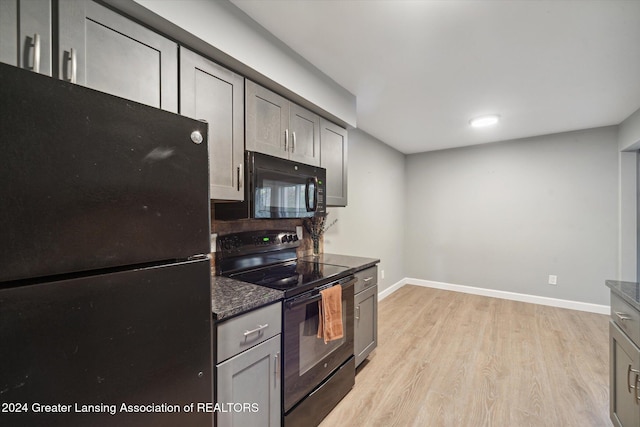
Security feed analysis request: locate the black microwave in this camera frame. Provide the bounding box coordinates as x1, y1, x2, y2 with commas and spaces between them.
214, 152, 326, 220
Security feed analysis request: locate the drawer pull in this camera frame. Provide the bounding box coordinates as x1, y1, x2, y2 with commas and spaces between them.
636, 373, 640, 404
363, 277, 374, 282
243, 323, 268, 337
615, 311, 633, 322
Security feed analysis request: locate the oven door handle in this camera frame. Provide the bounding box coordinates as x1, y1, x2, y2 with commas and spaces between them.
285, 277, 356, 309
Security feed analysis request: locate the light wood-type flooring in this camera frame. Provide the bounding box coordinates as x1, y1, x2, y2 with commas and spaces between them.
320, 285, 611, 427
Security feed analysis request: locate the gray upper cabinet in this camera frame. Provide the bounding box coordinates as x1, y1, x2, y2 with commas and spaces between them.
180, 47, 244, 201
289, 103, 320, 166
246, 80, 320, 166
0, 0, 52, 75
320, 118, 348, 207
58, 0, 178, 112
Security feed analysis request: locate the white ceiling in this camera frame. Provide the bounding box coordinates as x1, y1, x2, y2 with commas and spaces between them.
230, 0, 640, 154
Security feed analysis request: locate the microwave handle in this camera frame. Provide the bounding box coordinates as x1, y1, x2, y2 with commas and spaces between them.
305, 177, 318, 212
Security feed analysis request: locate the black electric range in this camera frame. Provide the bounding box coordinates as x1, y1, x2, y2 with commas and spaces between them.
217, 230, 352, 298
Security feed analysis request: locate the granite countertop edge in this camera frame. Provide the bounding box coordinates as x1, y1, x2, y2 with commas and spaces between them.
211, 275, 284, 322
212, 253, 381, 321
606, 279, 640, 311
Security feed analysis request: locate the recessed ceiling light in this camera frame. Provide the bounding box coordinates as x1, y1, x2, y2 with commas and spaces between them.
470, 115, 500, 128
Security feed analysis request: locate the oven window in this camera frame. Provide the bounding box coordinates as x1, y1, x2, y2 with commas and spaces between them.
298, 300, 346, 376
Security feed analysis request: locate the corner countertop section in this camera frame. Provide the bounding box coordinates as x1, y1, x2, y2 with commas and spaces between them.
606, 280, 640, 311
299, 253, 380, 271
212, 275, 284, 322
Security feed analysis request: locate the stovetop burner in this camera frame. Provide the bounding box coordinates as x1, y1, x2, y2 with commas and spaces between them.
217, 230, 353, 297
229, 260, 351, 297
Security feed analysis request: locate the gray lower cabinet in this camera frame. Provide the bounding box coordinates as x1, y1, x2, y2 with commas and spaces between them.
354, 266, 378, 367
216, 302, 282, 427
610, 293, 640, 427
180, 47, 245, 201
246, 80, 320, 166
320, 118, 348, 207
0, 0, 52, 75
58, 0, 178, 112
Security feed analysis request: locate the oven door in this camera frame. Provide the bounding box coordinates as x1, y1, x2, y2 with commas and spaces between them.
250, 152, 326, 219
283, 276, 355, 412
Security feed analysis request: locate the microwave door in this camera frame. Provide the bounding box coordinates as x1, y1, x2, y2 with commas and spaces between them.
255, 168, 310, 218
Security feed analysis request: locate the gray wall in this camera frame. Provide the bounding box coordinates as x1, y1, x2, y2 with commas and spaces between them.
619, 107, 640, 151
323, 129, 406, 294
404, 127, 619, 306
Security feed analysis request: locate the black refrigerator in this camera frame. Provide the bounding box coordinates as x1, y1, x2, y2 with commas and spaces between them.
0, 64, 212, 426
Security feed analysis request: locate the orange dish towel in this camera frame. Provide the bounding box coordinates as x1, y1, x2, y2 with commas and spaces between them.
317, 285, 343, 344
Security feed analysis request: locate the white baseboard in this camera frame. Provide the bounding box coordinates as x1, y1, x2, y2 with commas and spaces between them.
378, 277, 610, 315
377, 278, 408, 301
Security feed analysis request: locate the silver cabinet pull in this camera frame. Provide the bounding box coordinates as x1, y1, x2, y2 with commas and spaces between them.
237, 163, 242, 191
628, 364, 640, 394
616, 311, 633, 322
32, 33, 41, 73
274, 352, 280, 375
291, 131, 296, 153
243, 323, 268, 337
636, 373, 640, 404
284, 129, 289, 151
363, 277, 374, 282
68, 48, 77, 83
355, 305, 360, 320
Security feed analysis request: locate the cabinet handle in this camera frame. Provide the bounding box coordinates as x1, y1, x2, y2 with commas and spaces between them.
274, 352, 280, 375
243, 323, 268, 337
292, 132, 296, 153
237, 163, 242, 191
68, 48, 77, 83
284, 129, 289, 151
628, 364, 640, 393
355, 305, 360, 320
32, 33, 41, 73
636, 373, 640, 404
615, 311, 633, 322
363, 277, 374, 282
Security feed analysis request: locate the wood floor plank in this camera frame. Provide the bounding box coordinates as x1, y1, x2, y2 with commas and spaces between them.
319, 285, 611, 427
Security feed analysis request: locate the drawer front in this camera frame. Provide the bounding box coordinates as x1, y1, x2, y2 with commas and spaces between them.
217, 302, 282, 363
611, 293, 640, 346
355, 266, 378, 293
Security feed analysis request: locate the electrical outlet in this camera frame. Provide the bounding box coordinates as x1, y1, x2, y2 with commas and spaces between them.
548, 275, 557, 285
210, 233, 217, 252
381, 270, 385, 280
296, 226, 303, 239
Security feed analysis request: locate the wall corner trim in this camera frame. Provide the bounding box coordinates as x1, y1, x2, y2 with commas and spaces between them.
380, 277, 610, 315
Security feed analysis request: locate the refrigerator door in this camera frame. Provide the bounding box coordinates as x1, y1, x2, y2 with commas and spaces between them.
0, 63, 210, 283
0, 259, 212, 427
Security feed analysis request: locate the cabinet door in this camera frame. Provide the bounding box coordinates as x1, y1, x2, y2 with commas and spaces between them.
610, 321, 640, 427
320, 118, 348, 206
355, 285, 378, 367
217, 335, 281, 427
180, 48, 244, 201
246, 80, 289, 159
0, 0, 51, 75
58, 0, 178, 112
289, 103, 320, 166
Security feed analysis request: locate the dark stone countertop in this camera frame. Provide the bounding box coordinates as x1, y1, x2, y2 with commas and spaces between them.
211, 275, 283, 322
211, 253, 378, 322
606, 280, 640, 311
299, 253, 380, 271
